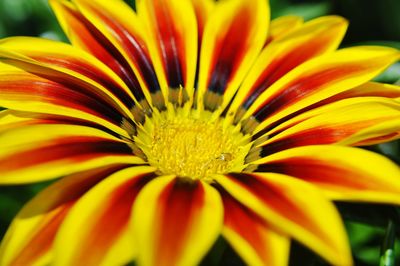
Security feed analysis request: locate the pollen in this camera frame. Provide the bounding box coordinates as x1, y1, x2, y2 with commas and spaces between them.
135, 109, 251, 182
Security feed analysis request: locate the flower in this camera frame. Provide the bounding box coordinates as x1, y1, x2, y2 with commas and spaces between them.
0, 0, 400, 265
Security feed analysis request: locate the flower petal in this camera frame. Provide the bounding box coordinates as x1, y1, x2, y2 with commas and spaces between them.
0, 165, 127, 266
191, 0, 214, 41
265, 15, 304, 45
0, 110, 46, 133
197, 0, 269, 112
221, 191, 290, 266
71, 0, 167, 109
325, 81, 400, 102
253, 145, 400, 204
0, 124, 144, 184
214, 173, 352, 266
0, 62, 133, 137
0, 110, 123, 140
242, 46, 400, 134
230, 16, 348, 122
132, 177, 223, 266
0, 37, 138, 117
54, 166, 156, 266
49, 0, 155, 109
253, 97, 400, 156
137, 0, 198, 105
339, 119, 400, 146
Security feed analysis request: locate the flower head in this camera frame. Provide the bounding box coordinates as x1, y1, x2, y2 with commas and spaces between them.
0, 0, 400, 265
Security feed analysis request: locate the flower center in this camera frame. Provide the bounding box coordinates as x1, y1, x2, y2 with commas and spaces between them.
135, 109, 251, 182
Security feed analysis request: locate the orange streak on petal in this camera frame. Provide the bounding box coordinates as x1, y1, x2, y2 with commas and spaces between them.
253, 64, 366, 122
222, 193, 275, 264
155, 179, 205, 264
71, 175, 151, 265
0, 137, 131, 172
206, 7, 252, 94
10, 204, 72, 266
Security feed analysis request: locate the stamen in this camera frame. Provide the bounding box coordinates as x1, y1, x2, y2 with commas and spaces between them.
136, 109, 250, 181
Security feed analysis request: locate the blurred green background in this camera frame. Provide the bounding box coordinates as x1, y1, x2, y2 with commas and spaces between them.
0, 0, 400, 265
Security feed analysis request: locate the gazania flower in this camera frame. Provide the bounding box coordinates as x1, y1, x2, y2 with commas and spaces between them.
1, 0, 400, 265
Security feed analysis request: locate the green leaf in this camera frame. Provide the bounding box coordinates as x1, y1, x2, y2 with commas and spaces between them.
336, 202, 400, 235
380, 220, 396, 266
276, 2, 332, 21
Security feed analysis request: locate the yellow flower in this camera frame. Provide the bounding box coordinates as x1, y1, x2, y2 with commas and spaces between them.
0, 0, 400, 265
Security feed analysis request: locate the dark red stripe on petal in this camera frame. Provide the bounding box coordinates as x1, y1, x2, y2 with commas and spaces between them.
242, 33, 341, 110
207, 8, 252, 95
59, 4, 149, 103
72, 172, 154, 265
260, 128, 350, 156
151, 0, 186, 88
1, 112, 125, 138
9, 165, 128, 265
86, 6, 162, 94
1, 74, 125, 125
222, 191, 270, 258
253, 65, 364, 123
225, 173, 329, 243
259, 119, 382, 156
10, 204, 72, 266
314, 83, 400, 110
32, 56, 136, 109
0, 136, 132, 172
156, 178, 205, 264
256, 158, 371, 190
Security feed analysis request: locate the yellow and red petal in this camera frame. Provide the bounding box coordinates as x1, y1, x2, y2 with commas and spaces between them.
221, 191, 290, 266
242, 46, 400, 135
0, 62, 133, 137
71, 0, 167, 109
132, 177, 223, 266
214, 173, 352, 266
137, 0, 198, 105
197, 0, 269, 112
253, 145, 400, 204
265, 15, 304, 45
49, 0, 156, 109
191, 0, 214, 42
0, 110, 45, 133
230, 16, 348, 122
325, 81, 400, 103
54, 166, 156, 266
0, 165, 128, 266
339, 119, 400, 146
253, 97, 400, 155
0, 37, 140, 118
0, 124, 144, 184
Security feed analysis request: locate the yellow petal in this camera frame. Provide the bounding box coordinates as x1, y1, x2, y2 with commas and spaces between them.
214, 172, 352, 266
132, 177, 223, 266
0, 36, 138, 120
242, 46, 400, 135
253, 145, 400, 204
0, 124, 144, 184
253, 97, 400, 155
54, 166, 157, 266
266, 15, 304, 44
0, 165, 127, 266
229, 16, 348, 123
221, 191, 290, 266
49, 0, 155, 110
137, 0, 198, 106
196, 0, 269, 113
0, 62, 131, 137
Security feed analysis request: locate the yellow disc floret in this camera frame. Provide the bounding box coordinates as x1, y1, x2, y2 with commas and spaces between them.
135, 108, 251, 182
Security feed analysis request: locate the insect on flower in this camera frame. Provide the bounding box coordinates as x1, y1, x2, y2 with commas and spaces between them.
0, 0, 400, 265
